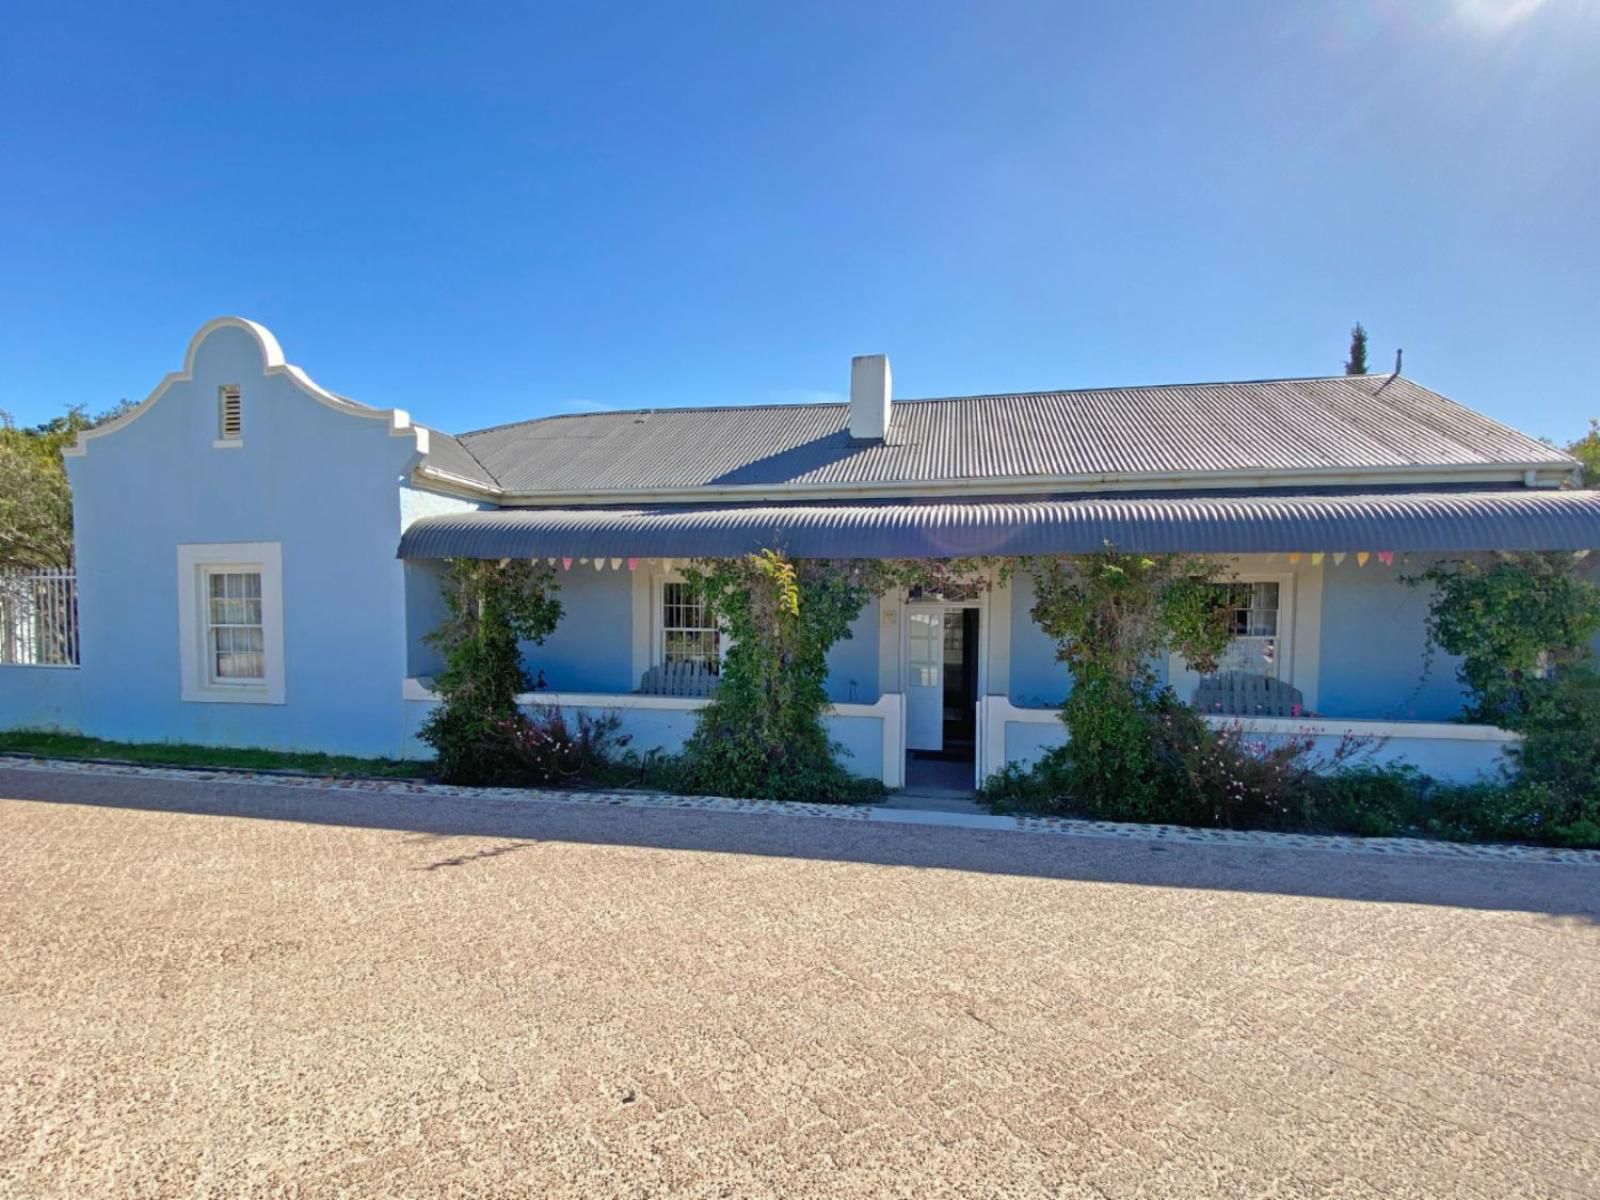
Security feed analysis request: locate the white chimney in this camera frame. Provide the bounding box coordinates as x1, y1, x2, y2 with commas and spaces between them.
849, 354, 892, 441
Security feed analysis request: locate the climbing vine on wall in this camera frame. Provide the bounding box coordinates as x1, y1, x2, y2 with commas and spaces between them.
419, 558, 564, 784
675, 551, 887, 802
1412, 553, 1600, 728
1020, 549, 1233, 816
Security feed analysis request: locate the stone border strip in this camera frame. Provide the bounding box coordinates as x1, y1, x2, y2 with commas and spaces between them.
4, 754, 1598, 866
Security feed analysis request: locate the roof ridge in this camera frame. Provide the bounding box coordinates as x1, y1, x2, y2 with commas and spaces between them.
453, 373, 1401, 438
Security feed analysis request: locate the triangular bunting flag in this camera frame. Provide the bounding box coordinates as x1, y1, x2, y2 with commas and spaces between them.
609, 558, 622, 570
1377, 551, 1394, 566
1310, 552, 1324, 565
1332, 552, 1347, 565
1357, 552, 1370, 567
561, 558, 573, 571
1288, 552, 1302, 564
627, 557, 639, 571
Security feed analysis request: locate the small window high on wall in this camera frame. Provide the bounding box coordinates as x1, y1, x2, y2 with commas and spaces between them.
217, 385, 243, 444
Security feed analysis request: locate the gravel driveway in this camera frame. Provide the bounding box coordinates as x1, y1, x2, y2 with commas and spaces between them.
1, 765, 1597, 1198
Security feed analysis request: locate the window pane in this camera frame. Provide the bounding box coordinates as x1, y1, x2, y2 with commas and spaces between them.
213, 625, 265, 679
204, 569, 266, 682
661, 582, 717, 671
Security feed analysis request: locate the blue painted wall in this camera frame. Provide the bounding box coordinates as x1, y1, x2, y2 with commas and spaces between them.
523, 568, 636, 693
1317, 559, 1468, 720
1008, 571, 1071, 706
825, 596, 880, 703
0, 666, 81, 731
61, 321, 435, 757
1007, 560, 1469, 721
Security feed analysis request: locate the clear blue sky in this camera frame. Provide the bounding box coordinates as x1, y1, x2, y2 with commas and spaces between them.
3, 1, 1596, 442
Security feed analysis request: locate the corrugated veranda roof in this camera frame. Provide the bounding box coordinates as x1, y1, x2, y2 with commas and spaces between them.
397, 487, 1600, 561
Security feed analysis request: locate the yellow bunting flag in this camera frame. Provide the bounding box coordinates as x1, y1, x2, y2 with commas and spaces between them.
1357, 552, 1370, 567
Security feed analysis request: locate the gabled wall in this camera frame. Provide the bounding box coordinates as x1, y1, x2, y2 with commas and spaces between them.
61, 319, 436, 757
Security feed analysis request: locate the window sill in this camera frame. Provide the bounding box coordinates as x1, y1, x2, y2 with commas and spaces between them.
180, 683, 283, 705
212, 438, 244, 450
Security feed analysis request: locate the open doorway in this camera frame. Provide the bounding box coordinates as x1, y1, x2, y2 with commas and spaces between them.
904, 603, 980, 794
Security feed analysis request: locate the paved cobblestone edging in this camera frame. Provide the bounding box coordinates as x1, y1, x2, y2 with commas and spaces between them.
4, 753, 1597, 865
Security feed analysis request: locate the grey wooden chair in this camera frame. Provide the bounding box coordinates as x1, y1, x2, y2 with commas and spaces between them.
637, 660, 720, 698
1191, 671, 1305, 717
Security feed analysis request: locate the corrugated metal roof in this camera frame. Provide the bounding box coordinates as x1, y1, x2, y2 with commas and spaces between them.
397, 488, 1600, 561
426, 376, 1572, 496
417, 429, 497, 488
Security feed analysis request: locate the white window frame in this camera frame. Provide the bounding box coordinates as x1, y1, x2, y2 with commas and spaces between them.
1169, 570, 1297, 700
177, 542, 285, 704
650, 575, 726, 674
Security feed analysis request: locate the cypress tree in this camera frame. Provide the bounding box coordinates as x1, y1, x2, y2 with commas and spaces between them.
1344, 322, 1370, 375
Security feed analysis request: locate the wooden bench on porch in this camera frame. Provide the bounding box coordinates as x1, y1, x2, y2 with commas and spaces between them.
636, 661, 720, 698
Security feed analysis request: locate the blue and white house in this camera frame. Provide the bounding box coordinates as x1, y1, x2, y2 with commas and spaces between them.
5, 316, 1599, 787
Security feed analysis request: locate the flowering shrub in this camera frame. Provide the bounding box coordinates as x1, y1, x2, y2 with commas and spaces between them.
982, 701, 1422, 836
495, 707, 629, 788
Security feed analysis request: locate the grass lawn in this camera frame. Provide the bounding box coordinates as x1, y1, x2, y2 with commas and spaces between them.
0, 730, 431, 780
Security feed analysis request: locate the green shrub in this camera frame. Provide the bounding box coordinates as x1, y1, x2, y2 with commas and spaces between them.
1516, 667, 1600, 799
1315, 764, 1424, 837
980, 752, 1071, 813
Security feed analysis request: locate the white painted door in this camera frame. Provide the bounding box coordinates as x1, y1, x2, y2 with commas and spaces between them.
905, 608, 944, 751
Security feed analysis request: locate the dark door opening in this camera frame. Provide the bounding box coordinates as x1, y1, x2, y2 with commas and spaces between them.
941, 607, 979, 758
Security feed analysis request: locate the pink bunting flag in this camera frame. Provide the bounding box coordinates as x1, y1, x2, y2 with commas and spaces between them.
627, 558, 639, 571
1377, 551, 1394, 566
561, 557, 573, 571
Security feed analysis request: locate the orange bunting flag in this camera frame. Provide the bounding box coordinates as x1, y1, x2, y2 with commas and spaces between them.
1356, 552, 1370, 567
1288, 552, 1302, 564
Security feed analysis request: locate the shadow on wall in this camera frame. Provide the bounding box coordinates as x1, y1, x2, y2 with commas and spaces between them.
1, 766, 1594, 922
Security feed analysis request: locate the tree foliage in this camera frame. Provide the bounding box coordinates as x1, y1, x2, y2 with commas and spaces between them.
0, 404, 127, 567
1344, 322, 1369, 375
418, 559, 564, 783
1568, 419, 1600, 489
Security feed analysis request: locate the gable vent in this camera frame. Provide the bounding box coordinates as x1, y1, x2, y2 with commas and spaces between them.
218, 385, 242, 440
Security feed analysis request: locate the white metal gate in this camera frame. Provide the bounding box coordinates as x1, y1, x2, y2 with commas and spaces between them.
0, 569, 79, 666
